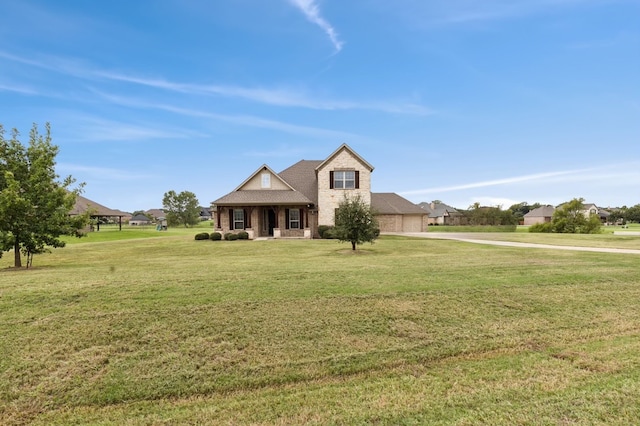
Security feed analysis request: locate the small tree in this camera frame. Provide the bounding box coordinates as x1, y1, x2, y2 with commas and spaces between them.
531, 198, 602, 234
162, 190, 200, 227
334, 194, 379, 251
0, 123, 88, 268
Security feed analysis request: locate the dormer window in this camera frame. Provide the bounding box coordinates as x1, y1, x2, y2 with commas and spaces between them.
330, 170, 359, 189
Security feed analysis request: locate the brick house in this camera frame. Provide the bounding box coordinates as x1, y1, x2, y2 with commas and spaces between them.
210, 144, 427, 239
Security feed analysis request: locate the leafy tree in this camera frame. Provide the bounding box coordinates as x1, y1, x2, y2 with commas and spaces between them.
162, 190, 200, 227
334, 194, 379, 250
626, 204, 640, 223
464, 204, 517, 226
531, 198, 602, 234
0, 123, 87, 268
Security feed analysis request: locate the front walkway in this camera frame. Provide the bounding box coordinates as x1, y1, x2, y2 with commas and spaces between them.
384, 232, 640, 255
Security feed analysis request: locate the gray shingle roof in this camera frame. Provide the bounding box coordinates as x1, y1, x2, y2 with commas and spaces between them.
417, 202, 460, 218
70, 194, 125, 217
212, 190, 313, 206
278, 160, 322, 205
372, 193, 426, 215
524, 205, 555, 218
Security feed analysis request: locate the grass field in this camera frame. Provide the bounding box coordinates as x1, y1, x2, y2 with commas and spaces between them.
2, 228, 640, 424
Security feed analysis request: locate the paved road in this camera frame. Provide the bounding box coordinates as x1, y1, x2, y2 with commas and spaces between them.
385, 232, 640, 255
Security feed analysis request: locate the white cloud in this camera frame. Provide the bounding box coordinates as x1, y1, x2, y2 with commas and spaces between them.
57, 163, 156, 181
288, 0, 344, 52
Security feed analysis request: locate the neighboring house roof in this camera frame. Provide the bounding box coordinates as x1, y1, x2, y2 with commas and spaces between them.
278, 160, 322, 206
418, 202, 460, 218
145, 209, 165, 219
524, 205, 555, 218
130, 214, 150, 222
213, 190, 313, 206
315, 143, 374, 173
70, 194, 125, 217
372, 193, 426, 215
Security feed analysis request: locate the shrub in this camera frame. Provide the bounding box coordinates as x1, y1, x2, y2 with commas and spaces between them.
529, 222, 553, 233
323, 227, 338, 239
318, 225, 331, 238
194, 232, 210, 240
225, 233, 239, 241
237, 231, 249, 240
210, 232, 222, 241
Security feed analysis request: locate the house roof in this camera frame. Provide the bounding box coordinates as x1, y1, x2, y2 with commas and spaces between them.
145, 209, 165, 219
130, 214, 150, 221
418, 202, 460, 218
372, 193, 426, 215
524, 205, 555, 218
212, 190, 313, 206
70, 194, 125, 217
278, 160, 322, 205
315, 143, 374, 173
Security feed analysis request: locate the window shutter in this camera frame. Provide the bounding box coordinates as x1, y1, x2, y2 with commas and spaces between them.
355, 171, 360, 189
229, 209, 234, 230
217, 210, 221, 228
329, 171, 334, 189
300, 208, 304, 228
285, 209, 290, 229
244, 209, 249, 228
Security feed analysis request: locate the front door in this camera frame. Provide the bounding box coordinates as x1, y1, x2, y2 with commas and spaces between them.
263, 208, 276, 236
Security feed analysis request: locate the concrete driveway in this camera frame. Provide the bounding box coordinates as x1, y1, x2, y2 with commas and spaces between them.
384, 232, 640, 255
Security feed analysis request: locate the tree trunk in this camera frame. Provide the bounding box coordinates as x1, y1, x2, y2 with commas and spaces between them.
14, 239, 22, 268
351, 241, 356, 251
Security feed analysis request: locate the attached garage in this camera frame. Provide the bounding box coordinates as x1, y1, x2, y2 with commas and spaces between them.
371, 193, 427, 233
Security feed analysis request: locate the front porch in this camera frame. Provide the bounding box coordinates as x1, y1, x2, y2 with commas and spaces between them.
212, 205, 317, 239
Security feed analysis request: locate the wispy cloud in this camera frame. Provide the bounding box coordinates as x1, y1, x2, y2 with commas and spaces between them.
98, 71, 431, 115
93, 90, 361, 140
401, 169, 594, 195
0, 82, 39, 95
57, 163, 157, 181
1, 50, 431, 115
288, 0, 344, 52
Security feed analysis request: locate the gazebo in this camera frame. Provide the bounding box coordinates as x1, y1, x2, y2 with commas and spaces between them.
69, 194, 129, 231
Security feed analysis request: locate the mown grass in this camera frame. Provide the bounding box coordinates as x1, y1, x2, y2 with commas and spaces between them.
1, 231, 640, 424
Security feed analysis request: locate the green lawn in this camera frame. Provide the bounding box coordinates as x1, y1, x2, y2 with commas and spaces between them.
2, 231, 640, 424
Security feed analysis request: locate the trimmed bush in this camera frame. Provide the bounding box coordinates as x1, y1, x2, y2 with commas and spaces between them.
323, 227, 338, 239
318, 225, 331, 238
225, 233, 239, 241
237, 231, 249, 240
210, 232, 222, 241
194, 232, 210, 240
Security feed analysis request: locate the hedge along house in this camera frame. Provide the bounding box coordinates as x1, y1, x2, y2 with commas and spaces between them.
210, 144, 426, 239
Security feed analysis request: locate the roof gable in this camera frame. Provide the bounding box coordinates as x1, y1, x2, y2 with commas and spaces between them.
315, 143, 374, 173
234, 164, 295, 191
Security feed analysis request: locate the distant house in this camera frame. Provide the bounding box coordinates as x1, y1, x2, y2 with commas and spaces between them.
145, 209, 165, 221
199, 207, 212, 221
583, 203, 611, 223
210, 144, 427, 239
418, 202, 462, 225
129, 214, 151, 226
523, 205, 555, 226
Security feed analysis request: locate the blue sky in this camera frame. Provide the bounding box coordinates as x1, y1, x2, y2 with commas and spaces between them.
1, 0, 639, 212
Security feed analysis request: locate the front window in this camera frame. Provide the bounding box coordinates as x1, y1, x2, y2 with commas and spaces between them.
261, 173, 271, 188
334, 170, 355, 189
289, 209, 300, 229
233, 209, 244, 230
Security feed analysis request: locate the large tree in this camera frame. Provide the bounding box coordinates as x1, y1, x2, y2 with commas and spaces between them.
162, 190, 200, 227
334, 194, 379, 251
0, 123, 87, 268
